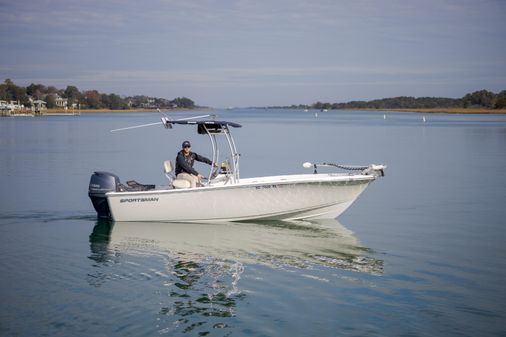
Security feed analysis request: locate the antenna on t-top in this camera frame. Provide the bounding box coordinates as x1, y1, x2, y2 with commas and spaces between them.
110, 114, 216, 133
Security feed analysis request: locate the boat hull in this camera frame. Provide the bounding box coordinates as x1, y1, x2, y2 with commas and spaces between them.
106, 174, 376, 222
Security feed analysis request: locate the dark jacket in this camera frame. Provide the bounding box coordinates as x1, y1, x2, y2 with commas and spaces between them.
175, 150, 212, 176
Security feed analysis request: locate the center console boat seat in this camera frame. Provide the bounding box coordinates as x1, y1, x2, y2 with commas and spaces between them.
164, 160, 191, 189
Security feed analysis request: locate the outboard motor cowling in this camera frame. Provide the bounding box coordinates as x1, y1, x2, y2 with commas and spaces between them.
88, 171, 120, 219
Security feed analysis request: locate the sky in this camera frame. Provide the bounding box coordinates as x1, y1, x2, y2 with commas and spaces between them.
1, 0, 505, 107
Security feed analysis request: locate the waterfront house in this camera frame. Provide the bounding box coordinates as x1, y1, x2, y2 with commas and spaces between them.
55, 94, 68, 109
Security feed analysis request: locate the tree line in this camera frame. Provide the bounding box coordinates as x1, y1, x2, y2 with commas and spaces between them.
309, 89, 506, 110
0, 79, 196, 109
266, 89, 506, 110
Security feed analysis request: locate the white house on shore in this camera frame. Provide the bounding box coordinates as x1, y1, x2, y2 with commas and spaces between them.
54, 94, 68, 109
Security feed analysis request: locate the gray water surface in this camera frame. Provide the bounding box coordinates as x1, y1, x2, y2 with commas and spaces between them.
1, 110, 505, 336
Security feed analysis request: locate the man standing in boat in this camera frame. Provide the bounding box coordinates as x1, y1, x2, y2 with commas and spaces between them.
175, 140, 214, 188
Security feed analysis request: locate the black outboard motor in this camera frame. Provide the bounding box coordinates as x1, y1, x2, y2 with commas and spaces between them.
88, 171, 120, 220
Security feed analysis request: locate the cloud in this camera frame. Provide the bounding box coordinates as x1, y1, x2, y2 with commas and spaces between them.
7, 63, 484, 89
1, 0, 505, 106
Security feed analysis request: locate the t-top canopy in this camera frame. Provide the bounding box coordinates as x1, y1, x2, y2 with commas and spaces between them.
111, 117, 242, 134
161, 118, 242, 134
167, 120, 242, 128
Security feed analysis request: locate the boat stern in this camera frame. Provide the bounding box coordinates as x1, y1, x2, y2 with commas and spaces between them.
88, 171, 120, 220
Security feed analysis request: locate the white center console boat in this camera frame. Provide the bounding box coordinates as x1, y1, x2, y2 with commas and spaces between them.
88, 117, 385, 222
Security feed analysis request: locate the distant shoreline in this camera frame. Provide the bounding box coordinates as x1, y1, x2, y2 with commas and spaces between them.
371, 108, 506, 114
45, 108, 210, 113
42, 107, 506, 114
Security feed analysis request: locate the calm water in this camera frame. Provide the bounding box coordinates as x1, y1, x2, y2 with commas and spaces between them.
1, 110, 505, 336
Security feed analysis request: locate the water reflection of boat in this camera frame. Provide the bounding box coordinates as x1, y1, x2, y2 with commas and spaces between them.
89, 219, 383, 275
88, 220, 244, 333
87, 219, 383, 335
